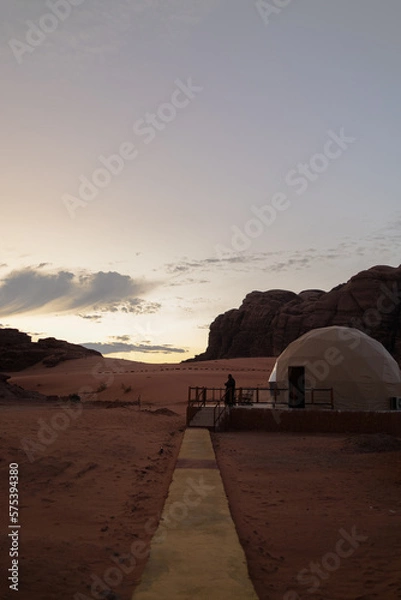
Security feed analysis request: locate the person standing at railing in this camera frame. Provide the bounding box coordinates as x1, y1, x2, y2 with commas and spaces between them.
224, 374, 236, 406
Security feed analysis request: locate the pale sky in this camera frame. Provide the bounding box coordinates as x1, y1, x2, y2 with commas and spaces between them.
1, 0, 401, 362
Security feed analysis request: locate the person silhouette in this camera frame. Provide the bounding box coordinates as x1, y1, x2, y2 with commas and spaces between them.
224, 374, 236, 406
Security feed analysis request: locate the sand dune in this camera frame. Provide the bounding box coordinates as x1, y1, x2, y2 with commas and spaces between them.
9, 356, 275, 416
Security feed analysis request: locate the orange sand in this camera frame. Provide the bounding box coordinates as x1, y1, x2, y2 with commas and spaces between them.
1, 356, 400, 599
213, 432, 401, 600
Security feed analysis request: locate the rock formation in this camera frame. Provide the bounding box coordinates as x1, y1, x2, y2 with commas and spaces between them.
0, 373, 51, 402
0, 328, 101, 372
195, 265, 401, 363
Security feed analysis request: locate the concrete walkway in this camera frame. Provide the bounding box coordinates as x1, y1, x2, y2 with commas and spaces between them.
132, 428, 259, 600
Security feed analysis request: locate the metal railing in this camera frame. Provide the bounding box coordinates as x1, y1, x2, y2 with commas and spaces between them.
269, 387, 334, 409
188, 386, 334, 409
188, 387, 226, 406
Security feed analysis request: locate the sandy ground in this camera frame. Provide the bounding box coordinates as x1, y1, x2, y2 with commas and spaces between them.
1, 355, 401, 600
213, 432, 401, 600
1, 402, 184, 600
0, 356, 270, 600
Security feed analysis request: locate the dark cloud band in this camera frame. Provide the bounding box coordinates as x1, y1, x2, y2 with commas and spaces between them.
0, 268, 158, 316
83, 341, 186, 355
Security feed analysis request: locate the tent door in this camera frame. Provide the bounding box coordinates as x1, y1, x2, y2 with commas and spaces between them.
288, 366, 305, 408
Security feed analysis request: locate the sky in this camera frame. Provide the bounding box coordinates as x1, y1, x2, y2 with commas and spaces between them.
1, 0, 401, 362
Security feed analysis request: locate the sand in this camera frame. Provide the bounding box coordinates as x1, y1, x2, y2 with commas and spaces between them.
213, 432, 401, 600
1, 356, 400, 599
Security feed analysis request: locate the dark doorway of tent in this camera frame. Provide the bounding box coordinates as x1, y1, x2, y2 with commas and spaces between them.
288, 366, 305, 408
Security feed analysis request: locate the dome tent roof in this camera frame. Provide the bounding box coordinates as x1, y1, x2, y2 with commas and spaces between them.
269, 326, 401, 410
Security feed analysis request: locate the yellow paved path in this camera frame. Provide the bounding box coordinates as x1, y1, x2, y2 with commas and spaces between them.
132, 428, 259, 600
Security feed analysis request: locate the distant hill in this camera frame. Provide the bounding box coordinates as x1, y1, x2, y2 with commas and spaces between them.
0, 328, 102, 372
194, 264, 401, 363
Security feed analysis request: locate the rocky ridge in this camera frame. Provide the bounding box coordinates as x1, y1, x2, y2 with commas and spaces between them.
195, 265, 401, 363
0, 328, 101, 372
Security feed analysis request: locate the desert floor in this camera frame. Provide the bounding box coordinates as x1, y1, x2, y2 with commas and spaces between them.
1, 356, 401, 600
213, 431, 401, 600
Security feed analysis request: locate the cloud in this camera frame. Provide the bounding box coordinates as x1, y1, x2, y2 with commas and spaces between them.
97, 299, 161, 314
266, 245, 357, 274
164, 252, 287, 279
0, 268, 158, 317
163, 242, 373, 280
263, 236, 401, 274
168, 277, 210, 287
83, 341, 186, 355
165, 255, 255, 275
111, 335, 131, 342
172, 241, 386, 277
79, 314, 103, 322
269, 257, 313, 273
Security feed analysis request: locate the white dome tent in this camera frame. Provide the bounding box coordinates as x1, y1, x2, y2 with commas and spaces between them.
268, 326, 401, 411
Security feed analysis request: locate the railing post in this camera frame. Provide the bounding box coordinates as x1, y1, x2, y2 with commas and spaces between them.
256, 387, 259, 404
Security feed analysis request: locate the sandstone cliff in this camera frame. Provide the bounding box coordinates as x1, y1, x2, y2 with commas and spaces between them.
0, 328, 101, 372
195, 265, 401, 362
